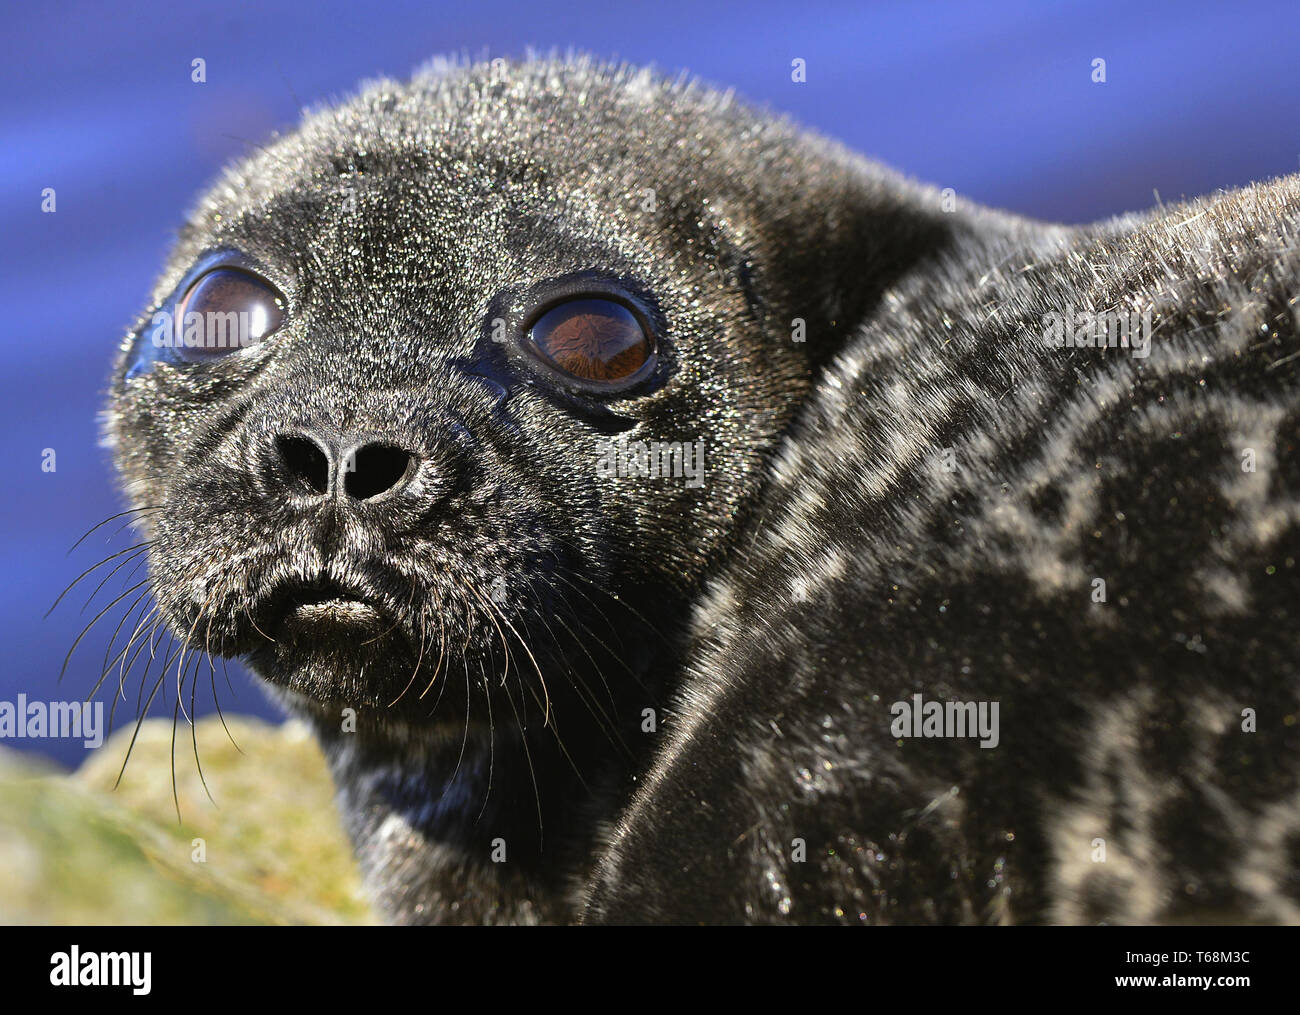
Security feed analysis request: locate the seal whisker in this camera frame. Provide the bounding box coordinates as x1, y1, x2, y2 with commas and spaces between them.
79, 546, 150, 615
58, 577, 152, 683
173, 609, 208, 726
473, 659, 496, 827
134, 629, 176, 718
94, 587, 154, 692
358, 575, 417, 645
109, 605, 163, 705
209, 651, 243, 754
478, 585, 551, 729
513, 576, 629, 757
66, 505, 160, 555
386, 603, 428, 708
189, 636, 217, 806
542, 573, 654, 698
541, 607, 632, 758
463, 577, 512, 691
417, 602, 448, 700
115, 635, 186, 790
243, 604, 277, 644
46, 541, 152, 619
492, 663, 546, 844
545, 538, 670, 642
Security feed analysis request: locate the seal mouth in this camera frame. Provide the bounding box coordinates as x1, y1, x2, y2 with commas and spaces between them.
284, 596, 384, 633
237, 568, 459, 712
251, 575, 395, 643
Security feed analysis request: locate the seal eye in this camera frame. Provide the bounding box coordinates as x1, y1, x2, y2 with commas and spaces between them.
174, 267, 286, 360
527, 298, 651, 384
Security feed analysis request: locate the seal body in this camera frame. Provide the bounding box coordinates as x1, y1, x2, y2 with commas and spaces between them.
584, 177, 1300, 924
105, 57, 1300, 924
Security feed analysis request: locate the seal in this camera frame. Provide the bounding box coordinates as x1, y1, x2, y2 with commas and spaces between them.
105, 56, 968, 923
104, 56, 1300, 924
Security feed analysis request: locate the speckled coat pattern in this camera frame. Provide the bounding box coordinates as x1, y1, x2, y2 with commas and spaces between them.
586, 177, 1300, 924
106, 57, 1299, 924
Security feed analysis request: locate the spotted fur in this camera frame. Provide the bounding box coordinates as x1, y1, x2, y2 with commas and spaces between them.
584, 176, 1300, 923
106, 56, 1300, 924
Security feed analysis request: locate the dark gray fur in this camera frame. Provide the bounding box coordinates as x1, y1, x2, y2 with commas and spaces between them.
106, 56, 1300, 924
585, 171, 1300, 924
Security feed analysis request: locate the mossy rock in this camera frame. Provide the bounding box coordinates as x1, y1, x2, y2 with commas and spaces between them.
0, 717, 373, 925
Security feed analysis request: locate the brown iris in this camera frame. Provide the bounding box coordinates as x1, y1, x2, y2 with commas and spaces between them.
528, 298, 651, 383
175, 268, 286, 360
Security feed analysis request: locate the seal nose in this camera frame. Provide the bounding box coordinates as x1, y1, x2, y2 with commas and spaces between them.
342, 442, 416, 500
274, 434, 331, 495
271, 432, 416, 501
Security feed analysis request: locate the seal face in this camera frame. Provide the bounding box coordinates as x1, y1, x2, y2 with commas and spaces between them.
110, 82, 758, 715
106, 58, 954, 921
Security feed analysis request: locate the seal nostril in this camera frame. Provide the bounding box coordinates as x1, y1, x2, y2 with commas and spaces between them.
275, 434, 331, 495
345, 443, 414, 500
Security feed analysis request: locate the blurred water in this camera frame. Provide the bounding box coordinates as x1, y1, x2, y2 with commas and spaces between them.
2, 0, 1296, 765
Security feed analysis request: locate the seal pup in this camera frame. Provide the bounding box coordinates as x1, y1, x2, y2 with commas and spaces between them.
105, 56, 1300, 924
105, 56, 979, 922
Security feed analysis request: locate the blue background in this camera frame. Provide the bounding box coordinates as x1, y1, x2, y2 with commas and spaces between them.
3, 0, 1297, 765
